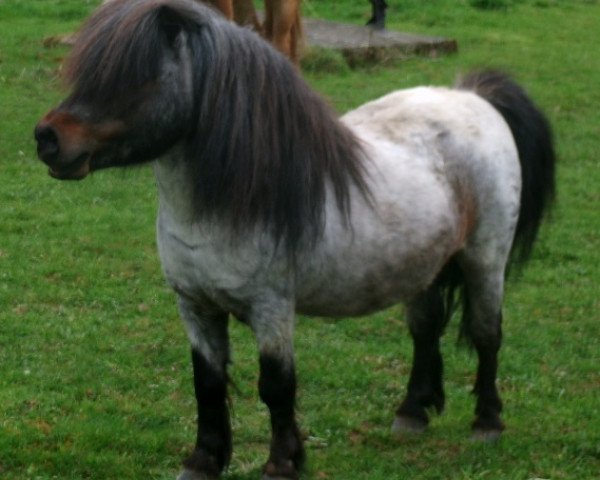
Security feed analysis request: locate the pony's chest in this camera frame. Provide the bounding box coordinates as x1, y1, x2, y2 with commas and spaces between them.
155, 214, 269, 312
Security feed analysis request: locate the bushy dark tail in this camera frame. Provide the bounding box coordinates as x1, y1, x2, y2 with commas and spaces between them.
456, 70, 556, 262
436, 71, 556, 341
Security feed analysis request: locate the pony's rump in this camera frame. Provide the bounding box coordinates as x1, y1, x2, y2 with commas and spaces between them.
457, 70, 556, 262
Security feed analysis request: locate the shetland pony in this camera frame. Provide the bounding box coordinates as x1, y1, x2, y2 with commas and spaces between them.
34, 1, 555, 479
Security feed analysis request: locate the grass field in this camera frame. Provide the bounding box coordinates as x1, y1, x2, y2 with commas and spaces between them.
1, 0, 599, 478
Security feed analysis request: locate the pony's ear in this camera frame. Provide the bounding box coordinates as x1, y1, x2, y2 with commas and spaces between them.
156, 5, 186, 46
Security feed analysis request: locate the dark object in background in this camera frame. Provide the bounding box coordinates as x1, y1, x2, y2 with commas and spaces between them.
367, 0, 388, 30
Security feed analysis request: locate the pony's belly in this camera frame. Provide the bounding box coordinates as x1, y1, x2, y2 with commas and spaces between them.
295, 248, 446, 317
296, 287, 409, 318
294, 190, 460, 317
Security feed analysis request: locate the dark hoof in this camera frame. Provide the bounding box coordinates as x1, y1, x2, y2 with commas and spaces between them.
262, 460, 298, 480
471, 427, 503, 443
391, 415, 428, 435
180, 448, 223, 480
176, 469, 217, 480
471, 415, 504, 442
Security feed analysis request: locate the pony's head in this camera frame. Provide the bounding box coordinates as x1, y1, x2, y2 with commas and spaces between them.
34, 0, 370, 254
34, 0, 216, 179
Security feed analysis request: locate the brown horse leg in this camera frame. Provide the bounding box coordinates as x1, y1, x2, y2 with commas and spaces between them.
204, 0, 234, 20
264, 0, 302, 64
233, 0, 262, 32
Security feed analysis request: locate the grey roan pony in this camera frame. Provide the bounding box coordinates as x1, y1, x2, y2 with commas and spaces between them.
34, 0, 555, 478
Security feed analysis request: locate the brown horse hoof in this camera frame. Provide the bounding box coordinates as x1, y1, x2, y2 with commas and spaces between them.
391, 415, 428, 435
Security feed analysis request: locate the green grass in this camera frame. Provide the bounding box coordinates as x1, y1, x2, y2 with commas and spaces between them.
1, 0, 599, 478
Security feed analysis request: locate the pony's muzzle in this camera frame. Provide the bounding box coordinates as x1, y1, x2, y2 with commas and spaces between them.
34, 123, 60, 162
34, 121, 91, 180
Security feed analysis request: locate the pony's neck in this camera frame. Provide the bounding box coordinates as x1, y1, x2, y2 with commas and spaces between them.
153, 15, 370, 254
154, 146, 197, 225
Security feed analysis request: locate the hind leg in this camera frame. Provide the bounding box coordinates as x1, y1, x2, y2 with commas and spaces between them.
176, 296, 231, 480
393, 285, 446, 434
462, 270, 505, 441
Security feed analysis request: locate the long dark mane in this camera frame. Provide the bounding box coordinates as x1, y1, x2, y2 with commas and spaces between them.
65, 0, 371, 253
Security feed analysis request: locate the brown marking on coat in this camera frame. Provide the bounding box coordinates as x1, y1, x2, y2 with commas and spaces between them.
455, 186, 478, 250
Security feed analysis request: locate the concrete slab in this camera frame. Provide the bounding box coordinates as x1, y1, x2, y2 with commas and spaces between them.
303, 17, 457, 65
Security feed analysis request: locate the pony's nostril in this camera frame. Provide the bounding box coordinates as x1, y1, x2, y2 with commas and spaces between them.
34, 124, 60, 160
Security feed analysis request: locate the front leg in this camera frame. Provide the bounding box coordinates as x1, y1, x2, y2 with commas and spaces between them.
251, 298, 305, 480
176, 296, 231, 480
259, 353, 304, 480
